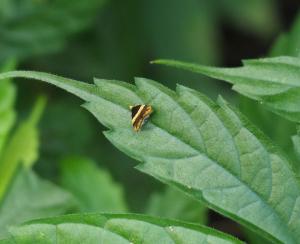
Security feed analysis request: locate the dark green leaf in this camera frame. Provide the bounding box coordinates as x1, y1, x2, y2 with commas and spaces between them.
152, 56, 300, 124
60, 156, 127, 212
0, 213, 242, 244
0, 71, 299, 243
142, 0, 219, 65
40, 99, 94, 163
0, 0, 106, 63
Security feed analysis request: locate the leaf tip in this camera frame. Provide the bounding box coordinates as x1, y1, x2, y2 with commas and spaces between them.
134, 77, 154, 87
150, 59, 168, 65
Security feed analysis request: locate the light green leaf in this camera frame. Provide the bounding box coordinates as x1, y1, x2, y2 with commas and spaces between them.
0, 213, 242, 244
0, 96, 46, 201
270, 12, 300, 57
0, 71, 299, 243
152, 56, 300, 124
0, 168, 78, 238
60, 156, 127, 212
146, 187, 207, 224
0, 60, 16, 155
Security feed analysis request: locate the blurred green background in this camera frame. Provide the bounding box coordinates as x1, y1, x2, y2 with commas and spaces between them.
1, 0, 300, 241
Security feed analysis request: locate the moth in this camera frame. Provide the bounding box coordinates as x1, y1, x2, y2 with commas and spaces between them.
130, 104, 153, 132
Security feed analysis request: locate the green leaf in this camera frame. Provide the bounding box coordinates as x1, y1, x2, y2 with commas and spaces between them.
146, 187, 207, 224
0, 96, 46, 202
0, 168, 78, 238
0, 71, 300, 243
270, 12, 300, 57
0, 0, 107, 63
0, 60, 16, 155
0, 213, 242, 244
60, 156, 127, 212
152, 56, 300, 124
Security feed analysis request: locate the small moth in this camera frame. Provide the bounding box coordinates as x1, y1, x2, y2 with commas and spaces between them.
130, 104, 153, 132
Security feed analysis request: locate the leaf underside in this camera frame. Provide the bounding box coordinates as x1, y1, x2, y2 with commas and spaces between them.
0, 71, 300, 243
153, 56, 300, 124
0, 213, 241, 244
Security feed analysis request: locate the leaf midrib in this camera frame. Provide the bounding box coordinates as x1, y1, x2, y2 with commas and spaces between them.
155, 59, 300, 87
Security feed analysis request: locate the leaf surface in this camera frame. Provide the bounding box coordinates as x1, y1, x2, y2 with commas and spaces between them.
0, 213, 241, 244
0, 71, 300, 243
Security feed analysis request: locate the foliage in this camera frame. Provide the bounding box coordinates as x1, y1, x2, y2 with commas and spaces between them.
146, 187, 207, 225
60, 156, 127, 212
0, 96, 78, 238
0, 60, 16, 155
0, 2, 299, 244
39, 99, 95, 170
14, 1, 280, 224
0, 168, 77, 238
217, 0, 279, 36
292, 125, 300, 161
0, 213, 242, 244
0, 71, 299, 243
152, 57, 300, 124
0, 0, 107, 63
0, 96, 45, 201
270, 12, 300, 57
27, 0, 278, 92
